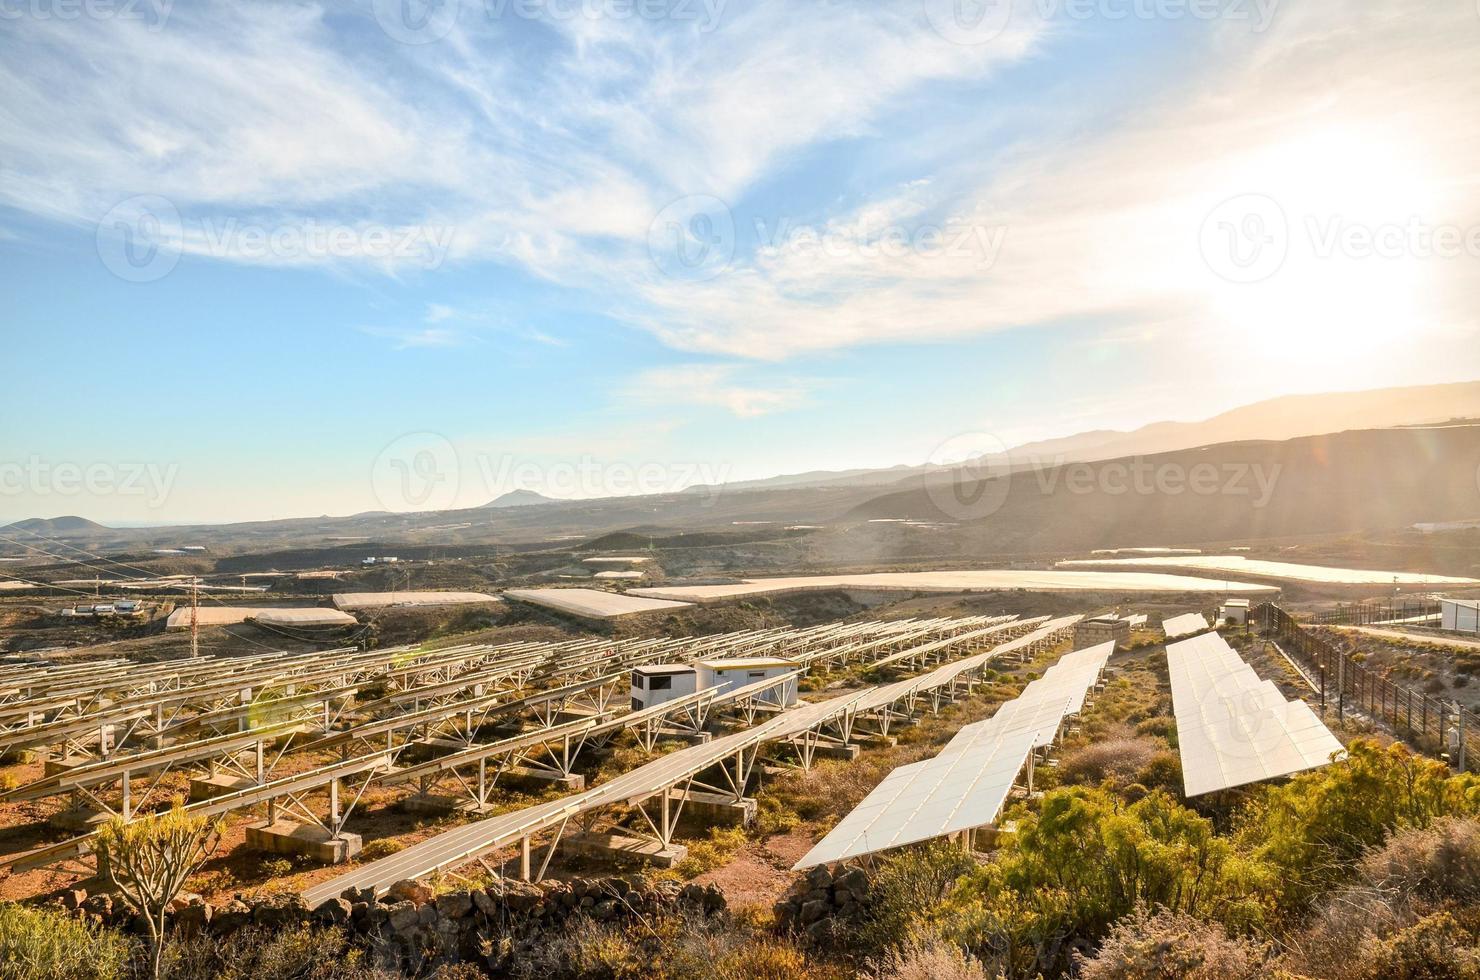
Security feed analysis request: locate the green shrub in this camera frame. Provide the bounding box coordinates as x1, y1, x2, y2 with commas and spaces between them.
1237, 740, 1480, 913
358, 838, 405, 861
675, 826, 747, 878
0, 903, 131, 980
855, 842, 977, 958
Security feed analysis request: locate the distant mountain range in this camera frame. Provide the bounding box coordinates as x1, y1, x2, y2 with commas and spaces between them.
698, 380, 1480, 493
486, 489, 558, 508
4, 381, 1478, 556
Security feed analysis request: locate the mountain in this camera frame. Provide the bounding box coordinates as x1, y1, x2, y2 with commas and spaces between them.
485, 489, 558, 508
689, 381, 1480, 495
2, 516, 111, 535
844, 424, 1480, 552
1002, 381, 1480, 465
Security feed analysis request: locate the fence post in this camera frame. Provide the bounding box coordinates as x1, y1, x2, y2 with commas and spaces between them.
1459, 706, 1467, 773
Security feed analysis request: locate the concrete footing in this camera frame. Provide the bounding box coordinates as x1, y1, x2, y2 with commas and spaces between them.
245, 819, 360, 863
565, 831, 687, 869
51, 807, 112, 832
43, 755, 90, 777
858, 735, 898, 748
811, 744, 860, 761
501, 766, 585, 792
189, 773, 259, 801
668, 789, 756, 827
400, 794, 493, 817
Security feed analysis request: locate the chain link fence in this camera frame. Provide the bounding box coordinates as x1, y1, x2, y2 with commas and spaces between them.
1256, 602, 1478, 772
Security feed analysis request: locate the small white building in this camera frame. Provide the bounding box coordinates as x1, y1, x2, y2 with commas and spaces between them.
695, 656, 800, 708
630, 664, 698, 711
1442, 598, 1480, 635
1220, 598, 1251, 626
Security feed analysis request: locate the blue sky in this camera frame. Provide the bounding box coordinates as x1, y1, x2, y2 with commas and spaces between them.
2, 0, 1477, 523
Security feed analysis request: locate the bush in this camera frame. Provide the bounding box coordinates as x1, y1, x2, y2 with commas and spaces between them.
878, 940, 993, 980
162, 924, 370, 980
1362, 910, 1480, 980
1057, 739, 1160, 789
1238, 740, 1480, 913
856, 843, 977, 958
1133, 751, 1182, 795
1357, 816, 1480, 904
0, 903, 131, 980
939, 788, 1273, 975
675, 826, 748, 878
1076, 907, 1268, 980
1133, 717, 1178, 748
358, 838, 406, 861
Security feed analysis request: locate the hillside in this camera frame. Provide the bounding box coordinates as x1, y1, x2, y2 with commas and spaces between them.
2, 516, 110, 535
846, 424, 1480, 553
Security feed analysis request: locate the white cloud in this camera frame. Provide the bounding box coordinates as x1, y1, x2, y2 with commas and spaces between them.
620, 364, 812, 418
2, 0, 1474, 383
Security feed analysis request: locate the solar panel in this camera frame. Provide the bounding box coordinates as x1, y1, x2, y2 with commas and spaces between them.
794, 640, 1112, 869
1166, 632, 1344, 796
1163, 613, 1212, 638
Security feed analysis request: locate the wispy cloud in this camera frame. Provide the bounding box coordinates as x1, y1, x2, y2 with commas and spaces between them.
2, 0, 1475, 384
361, 325, 470, 349
619, 364, 813, 418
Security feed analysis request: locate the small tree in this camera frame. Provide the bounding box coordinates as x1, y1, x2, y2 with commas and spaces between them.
94, 804, 223, 979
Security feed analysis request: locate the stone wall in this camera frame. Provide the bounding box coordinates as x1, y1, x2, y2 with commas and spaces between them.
771, 863, 870, 945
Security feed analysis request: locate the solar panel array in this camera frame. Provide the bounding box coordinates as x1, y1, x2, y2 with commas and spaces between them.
1162, 612, 1211, 639
793, 639, 1113, 869
303, 617, 1079, 903
1166, 632, 1344, 797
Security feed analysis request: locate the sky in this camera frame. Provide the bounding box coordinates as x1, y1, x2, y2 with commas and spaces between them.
1, 0, 1478, 524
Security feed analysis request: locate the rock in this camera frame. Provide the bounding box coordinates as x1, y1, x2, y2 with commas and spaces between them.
472, 890, 498, 916
82, 894, 113, 919
60, 888, 87, 911
174, 899, 212, 933
834, 867, 868, 895
314, 897, 352, 925
805, 918, 832, 944
167, 892, 204, 914
800, 899, 830, 925
341, 885, 376, 906
592, 899, 618, 921
387, 879, 434, 906
213, 899, 252, 934
805, 866, 833, 891
434, 891, 473, 919
386, 901, 420, 933
803, 887, 830, 904
252, 893, 308, 928
501, 881, 543, 913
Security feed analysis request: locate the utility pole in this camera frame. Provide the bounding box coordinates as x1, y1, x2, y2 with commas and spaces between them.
189, 576, 199, 659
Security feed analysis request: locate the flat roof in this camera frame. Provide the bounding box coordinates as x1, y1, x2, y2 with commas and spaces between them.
697, 657, 799, 670
632, 664, 695, 675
